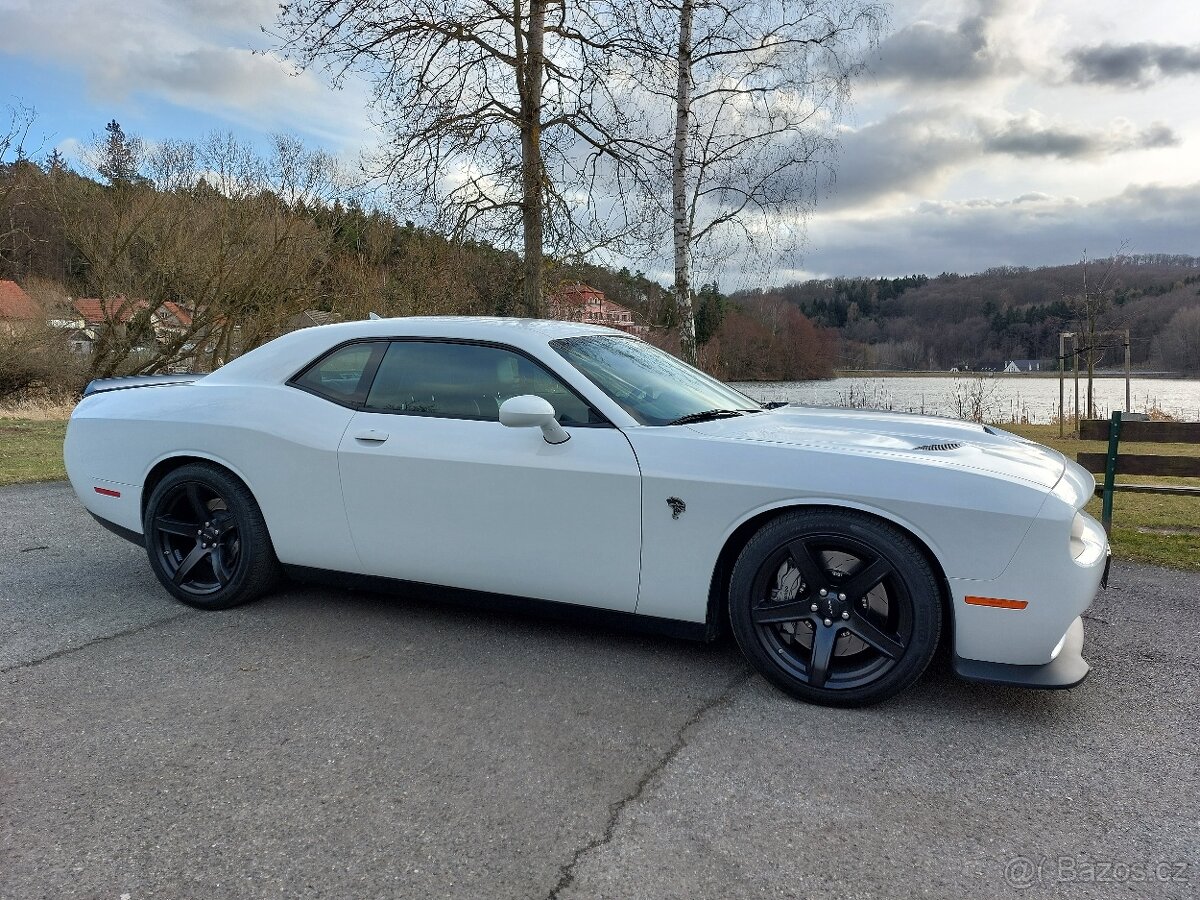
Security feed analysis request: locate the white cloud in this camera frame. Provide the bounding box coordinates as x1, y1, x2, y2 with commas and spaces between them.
0, 0, 374, 151
799, 182, 1200, 277
823, 106, 1182, 212
789, 0, 1200, 275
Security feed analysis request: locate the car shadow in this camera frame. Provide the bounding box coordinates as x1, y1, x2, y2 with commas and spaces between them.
239, 578, 1093, 726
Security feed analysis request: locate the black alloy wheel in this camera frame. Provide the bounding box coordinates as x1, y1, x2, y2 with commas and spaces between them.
729, 509, 941, 706
143, 463, 279, 609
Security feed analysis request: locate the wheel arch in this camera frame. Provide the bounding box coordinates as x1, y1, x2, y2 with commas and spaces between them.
141, 453, 259, 522
705, 501, 955, 650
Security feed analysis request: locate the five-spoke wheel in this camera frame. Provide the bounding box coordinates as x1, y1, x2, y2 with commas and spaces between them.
143, 463, 280, 609
729, 509, 941, 706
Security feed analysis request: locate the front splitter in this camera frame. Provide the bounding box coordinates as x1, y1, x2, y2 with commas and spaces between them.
953, 616, 1089, 690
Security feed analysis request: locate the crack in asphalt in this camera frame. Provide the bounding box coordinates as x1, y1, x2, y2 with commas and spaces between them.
545, 666, 755, 900
0, 611, 195, 675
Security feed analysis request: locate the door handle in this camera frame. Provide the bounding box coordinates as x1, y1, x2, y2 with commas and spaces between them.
354, 429, 389, 443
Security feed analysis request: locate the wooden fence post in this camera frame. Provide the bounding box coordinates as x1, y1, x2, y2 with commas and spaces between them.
1101, 410, 1122, 535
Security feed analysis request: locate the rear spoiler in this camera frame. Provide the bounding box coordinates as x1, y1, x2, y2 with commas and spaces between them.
82, 373, 206, 397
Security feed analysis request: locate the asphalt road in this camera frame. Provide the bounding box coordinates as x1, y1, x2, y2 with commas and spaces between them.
1, 481, 1196, 900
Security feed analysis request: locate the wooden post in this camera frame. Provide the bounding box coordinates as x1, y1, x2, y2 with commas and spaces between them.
1101, 410, 1122, 536
1124, 329, 1131, 412
1073, 335, 1080, 436
1058, 332, 1066, 438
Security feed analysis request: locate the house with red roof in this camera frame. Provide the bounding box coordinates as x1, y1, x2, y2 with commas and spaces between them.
547, 283, 647, 334
157, 301, 193, 330
0, 280, 42, 334
72, 296, 150, 328
72, 296, 198, 345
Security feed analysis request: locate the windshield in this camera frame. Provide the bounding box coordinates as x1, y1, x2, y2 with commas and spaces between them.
551, 335, 762, 426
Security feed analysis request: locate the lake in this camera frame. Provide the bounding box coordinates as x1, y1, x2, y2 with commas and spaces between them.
730, 375, 1200, 424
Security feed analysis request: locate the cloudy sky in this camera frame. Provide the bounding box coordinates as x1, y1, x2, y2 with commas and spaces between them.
1, 0, 1197, 282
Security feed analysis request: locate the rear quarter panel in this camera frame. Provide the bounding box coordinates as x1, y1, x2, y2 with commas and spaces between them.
65, 382, 361, 572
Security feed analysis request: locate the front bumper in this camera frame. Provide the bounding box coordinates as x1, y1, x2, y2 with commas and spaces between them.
953, 616, 1089, 689
950, 500, 1107, 666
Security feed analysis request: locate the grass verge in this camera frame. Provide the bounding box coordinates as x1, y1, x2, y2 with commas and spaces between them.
0, 419, 67, 487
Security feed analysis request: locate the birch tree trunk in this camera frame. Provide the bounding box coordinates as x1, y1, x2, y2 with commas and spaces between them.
673, 0, 697, 363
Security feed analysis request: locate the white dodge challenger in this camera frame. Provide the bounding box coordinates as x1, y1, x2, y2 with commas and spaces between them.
65, 317, 1109, 705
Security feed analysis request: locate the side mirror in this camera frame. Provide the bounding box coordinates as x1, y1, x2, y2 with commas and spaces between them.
498, 395, 570, 445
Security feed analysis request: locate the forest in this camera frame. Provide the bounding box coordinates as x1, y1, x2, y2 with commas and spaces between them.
742, 256, 1200, 373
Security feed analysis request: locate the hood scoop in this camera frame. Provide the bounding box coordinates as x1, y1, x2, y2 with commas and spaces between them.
913, 441, 964, 452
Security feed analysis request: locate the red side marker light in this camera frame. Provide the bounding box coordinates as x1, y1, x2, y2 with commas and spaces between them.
965, 595, 1028, 610
94, 487, 121, 498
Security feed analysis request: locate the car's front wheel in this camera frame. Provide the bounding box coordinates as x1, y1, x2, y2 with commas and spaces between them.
729, 509, 942, 706
143, 463, 280, 609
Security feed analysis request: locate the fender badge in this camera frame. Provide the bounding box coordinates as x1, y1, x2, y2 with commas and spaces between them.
666, 497, 686, 519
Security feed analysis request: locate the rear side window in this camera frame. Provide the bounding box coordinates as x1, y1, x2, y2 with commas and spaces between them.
292, 342, 384, 405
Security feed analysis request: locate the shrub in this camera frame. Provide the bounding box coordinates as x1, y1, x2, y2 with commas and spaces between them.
0, 325, 88, 400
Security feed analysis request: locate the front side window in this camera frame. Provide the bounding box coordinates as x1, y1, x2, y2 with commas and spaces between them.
363, 341, 605, 425
552, 334, 761, 426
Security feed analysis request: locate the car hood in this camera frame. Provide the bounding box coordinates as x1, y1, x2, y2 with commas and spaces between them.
683, 405, 1067, 489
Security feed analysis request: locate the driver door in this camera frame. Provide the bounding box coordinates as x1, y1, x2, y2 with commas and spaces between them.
337, 339, 643, 612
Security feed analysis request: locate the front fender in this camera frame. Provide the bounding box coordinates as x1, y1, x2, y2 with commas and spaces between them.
626, 428, 1049, 624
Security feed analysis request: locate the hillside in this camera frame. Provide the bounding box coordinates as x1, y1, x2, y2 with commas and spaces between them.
0, 136, 831, 389
739, 257, 1200, 373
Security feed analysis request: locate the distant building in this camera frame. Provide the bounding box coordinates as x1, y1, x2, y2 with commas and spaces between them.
47, 312, 93, 354
0, 280, 41, 334
1003, 359, 1042, 373
73, 296, 202, 345
73, 296, 147, 329
286, 309, 341, 331
547, 283, 648, 334
156, 301, 194, 332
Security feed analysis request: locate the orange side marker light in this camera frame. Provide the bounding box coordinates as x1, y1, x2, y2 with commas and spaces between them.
965, 595, 1028, 610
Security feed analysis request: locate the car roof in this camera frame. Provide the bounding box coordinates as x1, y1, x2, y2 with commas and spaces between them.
204, 316, 632, 385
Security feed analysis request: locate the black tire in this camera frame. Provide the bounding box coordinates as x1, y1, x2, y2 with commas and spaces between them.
729, 509, 942, 707
143, 462, 280, 610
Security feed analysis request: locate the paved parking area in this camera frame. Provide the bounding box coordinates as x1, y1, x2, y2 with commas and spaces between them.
1, 481, 1196, 899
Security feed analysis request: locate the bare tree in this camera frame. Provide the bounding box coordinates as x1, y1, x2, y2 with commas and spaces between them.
272, 0, 631, 316
53, 128, 345, 377
266, 133, 348, 209
1072, 245, 1126, 417
591, 0, 883, 362
0, 102, 35, 165
949, 375, 999, 424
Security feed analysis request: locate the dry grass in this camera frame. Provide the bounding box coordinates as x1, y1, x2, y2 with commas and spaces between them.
0, 397, 76, 421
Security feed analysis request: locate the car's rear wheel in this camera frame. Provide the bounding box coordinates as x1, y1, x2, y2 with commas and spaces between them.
729, 509, 941, 707
143, 463, 280, 609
